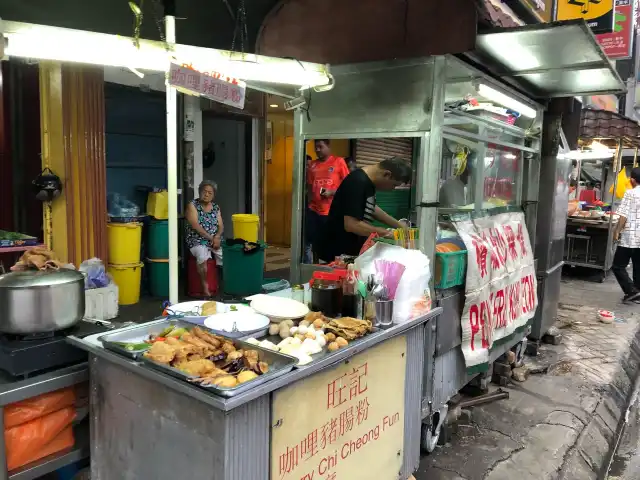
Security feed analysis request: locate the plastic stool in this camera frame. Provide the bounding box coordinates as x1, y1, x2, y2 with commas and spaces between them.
187, 254, 219, 297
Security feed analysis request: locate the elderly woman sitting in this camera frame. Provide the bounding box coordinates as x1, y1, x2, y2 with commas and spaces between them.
185, 180, 224, 297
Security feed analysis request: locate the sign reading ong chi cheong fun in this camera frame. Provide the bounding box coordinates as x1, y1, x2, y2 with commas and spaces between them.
271, 336, 406, 480
453, 212, 538, 370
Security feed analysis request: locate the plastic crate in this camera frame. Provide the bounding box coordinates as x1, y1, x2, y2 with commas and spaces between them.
434, 250, 467, 289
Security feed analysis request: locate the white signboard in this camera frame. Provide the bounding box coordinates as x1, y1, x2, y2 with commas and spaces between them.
453, 212, 538, 369
169, 63, 246, 110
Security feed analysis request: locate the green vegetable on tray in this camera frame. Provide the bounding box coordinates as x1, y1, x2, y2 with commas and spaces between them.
113, 342, 150, 351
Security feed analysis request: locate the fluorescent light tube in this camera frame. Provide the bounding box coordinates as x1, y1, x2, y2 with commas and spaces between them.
2, 21, 332, 88
477, 83, 537, 119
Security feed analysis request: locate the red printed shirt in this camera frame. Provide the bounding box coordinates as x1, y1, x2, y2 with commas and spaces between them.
307, 156, 350, 215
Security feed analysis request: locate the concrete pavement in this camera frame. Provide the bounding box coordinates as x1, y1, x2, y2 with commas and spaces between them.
415, 269, 640, 480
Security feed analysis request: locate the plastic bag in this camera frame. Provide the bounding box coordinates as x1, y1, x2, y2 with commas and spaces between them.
355, 242, 432, 324
107, 192, 140, 218
5, 409, 75, 470
609, 169, 633, 200
4, 387, 75, 429
79, 257, 110, 289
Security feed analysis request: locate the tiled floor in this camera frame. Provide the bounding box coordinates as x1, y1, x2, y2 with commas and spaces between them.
551, 268, 640, 386
265, 246, 291, 272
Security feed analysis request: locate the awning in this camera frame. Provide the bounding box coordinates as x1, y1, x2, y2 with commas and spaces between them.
466, 19, 626, 98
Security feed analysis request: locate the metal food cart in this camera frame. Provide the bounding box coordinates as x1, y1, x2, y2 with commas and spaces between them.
563, 109, 640, 283
288, 20, 626, 452
69, 310, 439, 479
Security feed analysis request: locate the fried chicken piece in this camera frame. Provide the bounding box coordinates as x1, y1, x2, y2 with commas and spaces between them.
196, 368, 233, 385
144, 341, 177, 364
165, 337, 198, 362
174, 359, 216, 376
180, 332, 214, 356
221, 342, 237, 354
191, 327, 222, 349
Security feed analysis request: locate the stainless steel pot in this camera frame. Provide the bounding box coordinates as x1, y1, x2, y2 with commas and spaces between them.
0, 269, 85, 334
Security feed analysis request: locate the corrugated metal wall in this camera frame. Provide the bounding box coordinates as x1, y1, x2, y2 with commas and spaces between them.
354, 138, 413, 167
61, 66, 108, 265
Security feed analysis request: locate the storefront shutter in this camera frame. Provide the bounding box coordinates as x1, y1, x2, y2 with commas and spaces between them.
354, 138, 413, 167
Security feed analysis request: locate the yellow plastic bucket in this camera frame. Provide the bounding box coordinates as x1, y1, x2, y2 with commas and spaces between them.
107, 222, 142, 264
232, 214, 260, 242
108, 262, 143, 305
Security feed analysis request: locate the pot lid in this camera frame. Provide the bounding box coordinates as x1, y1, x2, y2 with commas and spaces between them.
0, 269, 84, 288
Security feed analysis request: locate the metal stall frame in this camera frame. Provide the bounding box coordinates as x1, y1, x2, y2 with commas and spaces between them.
287, 19, 626, 456
564, 140, 622, 281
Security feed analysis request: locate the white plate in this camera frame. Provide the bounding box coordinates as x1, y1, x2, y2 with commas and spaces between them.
250, 295, 309, 322
204, 312, 270, 333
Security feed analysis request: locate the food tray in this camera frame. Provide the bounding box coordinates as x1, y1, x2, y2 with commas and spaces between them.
260, 327, 383, 369
98, 318, 170, 359
102, 319, 298, 397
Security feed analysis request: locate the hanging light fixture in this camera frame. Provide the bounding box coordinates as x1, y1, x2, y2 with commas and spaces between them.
476, 83, 537, 119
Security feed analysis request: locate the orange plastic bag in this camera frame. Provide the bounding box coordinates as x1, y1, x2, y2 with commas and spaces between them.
4, 387, 75, 429
5, 407, 76, 470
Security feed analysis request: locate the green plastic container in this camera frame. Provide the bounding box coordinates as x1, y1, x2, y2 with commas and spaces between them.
434, 250, 467, 289
147, 220, 169, 259
146, 258, 169, 297
222, 242, 266, 296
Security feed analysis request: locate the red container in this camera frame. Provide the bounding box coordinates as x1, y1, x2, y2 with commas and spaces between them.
187, 255, 219, 297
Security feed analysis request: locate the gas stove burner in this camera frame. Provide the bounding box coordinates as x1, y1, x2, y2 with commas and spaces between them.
3, 331, 58, 342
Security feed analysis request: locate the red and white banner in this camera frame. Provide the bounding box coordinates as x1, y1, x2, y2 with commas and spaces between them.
453, 212, 538, 368
596, 0, 634, 59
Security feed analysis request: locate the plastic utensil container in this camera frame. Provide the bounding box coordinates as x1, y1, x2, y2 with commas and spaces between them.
434, 250, 467, 289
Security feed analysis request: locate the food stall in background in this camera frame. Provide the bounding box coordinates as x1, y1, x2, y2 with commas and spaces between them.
563, 108, 640, 283
286, 20, 626, 452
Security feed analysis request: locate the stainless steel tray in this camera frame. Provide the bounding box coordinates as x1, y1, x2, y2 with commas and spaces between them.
102, 319, 298, 397
98, 318, 172, 359
259, 327, 383, 368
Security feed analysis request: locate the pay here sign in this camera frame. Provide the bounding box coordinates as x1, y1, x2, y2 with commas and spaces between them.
453, 212, 538, 369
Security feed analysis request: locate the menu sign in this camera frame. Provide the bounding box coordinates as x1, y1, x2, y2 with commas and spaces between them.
271, 336, 406, 480
596, 0, 634, 59
169, 63, 246, 110
453, 212, 538, 369
556, 0, 615, 34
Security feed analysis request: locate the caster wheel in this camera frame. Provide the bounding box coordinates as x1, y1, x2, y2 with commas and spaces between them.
421, 405, 448, 453
599, 273, 606, 283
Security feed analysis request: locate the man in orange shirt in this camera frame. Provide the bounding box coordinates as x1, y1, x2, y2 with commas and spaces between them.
304, 140, 350, 263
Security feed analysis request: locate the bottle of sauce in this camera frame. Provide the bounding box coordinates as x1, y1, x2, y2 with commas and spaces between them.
310, 272, 343, 318
341, 264, 358, 318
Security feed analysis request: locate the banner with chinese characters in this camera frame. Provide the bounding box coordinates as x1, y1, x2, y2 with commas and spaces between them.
271, 336, 406, 480
596, 0, 634, 59
453, 212, 538, 370
169, 63, 246, 110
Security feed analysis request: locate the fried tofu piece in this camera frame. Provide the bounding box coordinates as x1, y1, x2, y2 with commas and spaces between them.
144, 341, 177, 364
174, 359, 216, 376
164, 337, 198, 362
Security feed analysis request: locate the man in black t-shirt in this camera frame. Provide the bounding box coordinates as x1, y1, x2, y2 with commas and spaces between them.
317, 157, 413, 261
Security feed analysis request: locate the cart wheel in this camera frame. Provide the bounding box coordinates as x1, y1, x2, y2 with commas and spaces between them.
421, 405, 448, 453
599, 272, 606, 283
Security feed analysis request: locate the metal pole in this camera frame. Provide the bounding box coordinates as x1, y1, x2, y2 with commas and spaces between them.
165, 2, 179, 304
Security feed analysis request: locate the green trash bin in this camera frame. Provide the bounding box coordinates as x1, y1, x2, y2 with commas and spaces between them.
147, 219, 169, 259
146, 258, 169, 297
222, 241, 266, 296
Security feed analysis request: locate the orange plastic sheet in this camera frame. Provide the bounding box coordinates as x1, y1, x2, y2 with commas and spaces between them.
4, 387, 75, 429
4, 388, 76, 471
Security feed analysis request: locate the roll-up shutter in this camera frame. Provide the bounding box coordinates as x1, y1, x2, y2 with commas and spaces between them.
354, 138, 413, 167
